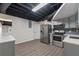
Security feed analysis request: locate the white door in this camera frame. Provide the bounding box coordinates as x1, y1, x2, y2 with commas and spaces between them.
33, 22, 40, 39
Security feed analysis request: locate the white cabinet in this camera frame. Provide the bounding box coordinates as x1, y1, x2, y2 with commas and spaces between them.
64, 42, 79, 56
0, 36, 15, 56
0, 41, 15, 56
65, 14, 77, 28
64, 18, 69, 28
78, 8, 79, 27
63, 35, 79, 56
70, 16, 76, 28
0, 23, 2, 40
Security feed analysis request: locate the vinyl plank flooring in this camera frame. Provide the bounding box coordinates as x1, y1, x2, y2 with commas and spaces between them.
15, 39, 64, 56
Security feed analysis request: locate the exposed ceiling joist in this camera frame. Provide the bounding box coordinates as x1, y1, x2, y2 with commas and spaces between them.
0, 3, 62, 22
0, 3, 11, 13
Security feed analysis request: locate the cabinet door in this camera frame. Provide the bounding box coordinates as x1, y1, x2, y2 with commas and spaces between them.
70, 16, 76, 28
0, 41, 15, 56
75, 13, 78, 28
78, 8, 79, 27
65, 18, 69, 28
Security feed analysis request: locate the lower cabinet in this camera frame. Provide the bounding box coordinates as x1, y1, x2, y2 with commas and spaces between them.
64, 42, 79, 56
0, 41, 15, 56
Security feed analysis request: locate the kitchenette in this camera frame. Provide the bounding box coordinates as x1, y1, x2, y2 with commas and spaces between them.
0, 3, 79, 56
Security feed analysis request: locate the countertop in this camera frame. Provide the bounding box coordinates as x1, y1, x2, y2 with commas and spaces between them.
63, 34, 79, 45
0, 35, 15, 43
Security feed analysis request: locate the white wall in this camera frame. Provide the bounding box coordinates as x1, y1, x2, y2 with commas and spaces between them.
0, 13, 40, 44
11, 17, 41, 44
11, 17, 34, 44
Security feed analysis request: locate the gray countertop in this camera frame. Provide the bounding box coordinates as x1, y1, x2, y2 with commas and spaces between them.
63, 34, 79, 45
0, 35, 15, 43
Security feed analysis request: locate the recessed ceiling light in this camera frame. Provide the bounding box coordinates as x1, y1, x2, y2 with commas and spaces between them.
32, 3, 48, 12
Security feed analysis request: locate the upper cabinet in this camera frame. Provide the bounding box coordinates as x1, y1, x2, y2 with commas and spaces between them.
64, 13, 78, 28
64, 18, 69, 28
75, 12, 78, 28
69, 15, 76, 28
78, 7, 79, 27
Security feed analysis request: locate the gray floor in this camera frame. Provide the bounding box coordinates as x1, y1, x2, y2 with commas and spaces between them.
15, 39, 64, 56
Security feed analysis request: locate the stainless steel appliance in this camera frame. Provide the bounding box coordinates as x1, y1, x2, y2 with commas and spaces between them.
53, 24, 65, 47
40, 24, 52, 44
53, 35, 64, 47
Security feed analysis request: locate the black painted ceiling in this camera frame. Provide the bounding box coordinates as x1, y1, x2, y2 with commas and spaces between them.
0, 3, 62, 22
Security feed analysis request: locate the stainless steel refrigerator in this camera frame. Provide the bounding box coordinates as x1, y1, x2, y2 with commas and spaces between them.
40, 24, 52, 44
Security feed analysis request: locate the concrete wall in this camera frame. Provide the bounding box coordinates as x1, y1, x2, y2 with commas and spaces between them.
0, 13, 40, 44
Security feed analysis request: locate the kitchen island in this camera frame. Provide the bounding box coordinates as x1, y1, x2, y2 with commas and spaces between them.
0, 35, 15, 56
63, 34, 79, 56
